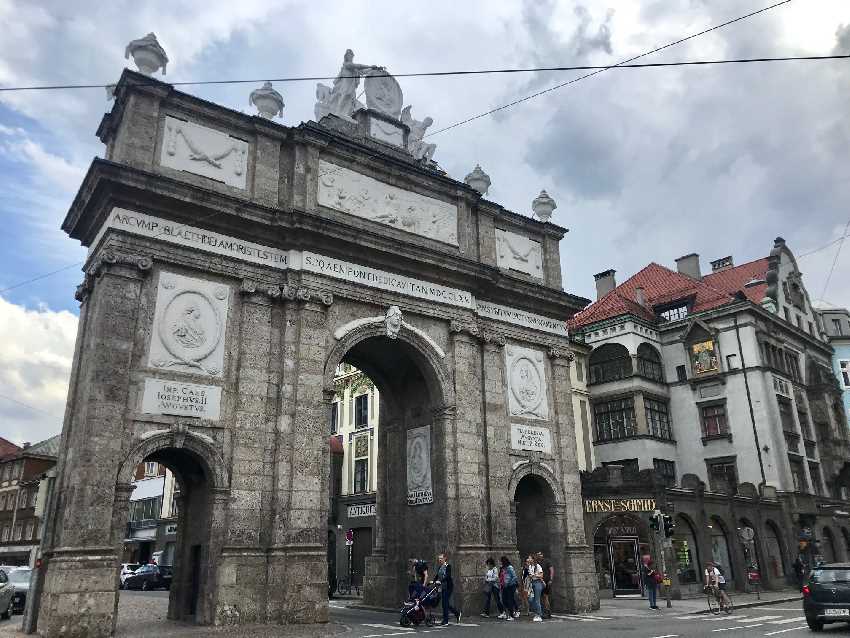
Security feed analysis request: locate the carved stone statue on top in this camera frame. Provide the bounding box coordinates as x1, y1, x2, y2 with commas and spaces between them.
315, 49, 384, 121
401, 106, 437, 162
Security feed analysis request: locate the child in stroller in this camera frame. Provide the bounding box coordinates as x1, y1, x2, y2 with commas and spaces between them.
399, 577, 441, 626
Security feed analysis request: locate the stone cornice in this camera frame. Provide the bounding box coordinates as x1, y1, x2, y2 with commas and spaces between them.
239, 279, 333, 306
75, 248, 152, 301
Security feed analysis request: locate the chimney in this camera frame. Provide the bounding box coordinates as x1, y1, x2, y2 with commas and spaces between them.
710, 256, 734, 272
635, 287, 646, 307
22, 442, 30, 449
675, 253, 701, 280
594, 269, 617, 300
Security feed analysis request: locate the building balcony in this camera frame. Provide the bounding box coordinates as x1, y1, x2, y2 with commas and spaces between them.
127, 519, 158, 533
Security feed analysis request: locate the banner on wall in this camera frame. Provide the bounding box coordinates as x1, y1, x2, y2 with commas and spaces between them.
407, 425, 433, 505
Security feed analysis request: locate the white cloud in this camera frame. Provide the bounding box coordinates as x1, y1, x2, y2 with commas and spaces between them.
0, 296, 77, 445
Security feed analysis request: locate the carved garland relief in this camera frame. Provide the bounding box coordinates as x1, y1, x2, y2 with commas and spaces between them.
160, 116, 249, 189
495, 229, 543, 279
149, 272, 230, 377
505, 345, 548, 420
317, 160, 458, 245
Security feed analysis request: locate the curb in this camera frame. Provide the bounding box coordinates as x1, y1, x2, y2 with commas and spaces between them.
691, 595, 802, 614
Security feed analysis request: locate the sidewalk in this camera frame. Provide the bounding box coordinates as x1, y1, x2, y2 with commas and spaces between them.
599, 587, 802, 617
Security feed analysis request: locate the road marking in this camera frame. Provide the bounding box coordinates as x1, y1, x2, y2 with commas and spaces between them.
674, 616, 701, 620
650, 634, 679, 638
362, 623, 414, 631
703, 615, 748, 621
767, 617, 805, 625
550, 613, 611, 621
764, 626, 807, 636
742, 616, 781, 622
713, 624, 765, 632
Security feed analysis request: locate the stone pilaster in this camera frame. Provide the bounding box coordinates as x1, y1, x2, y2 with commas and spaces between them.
39, 251, 151, 638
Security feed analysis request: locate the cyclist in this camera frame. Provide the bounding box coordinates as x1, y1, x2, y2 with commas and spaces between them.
704, 560, 731, 610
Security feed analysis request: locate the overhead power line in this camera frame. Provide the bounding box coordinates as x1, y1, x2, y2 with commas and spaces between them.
0, 0, 793, 297
0, 53, 845, 93
426, 0, 793, 137
819, 219, 850, 302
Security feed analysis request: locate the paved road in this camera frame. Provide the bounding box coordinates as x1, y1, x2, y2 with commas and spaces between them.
331, 600, 827, 638
0, 593, 828, 637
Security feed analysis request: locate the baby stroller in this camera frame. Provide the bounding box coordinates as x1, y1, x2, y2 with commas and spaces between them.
399, 580, 441, 627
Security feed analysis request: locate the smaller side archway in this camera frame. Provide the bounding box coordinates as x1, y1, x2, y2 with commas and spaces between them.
672, 514, 702, 592
821, 526, 838, 563
708, 516, 735, 583
763, 520, 787, 583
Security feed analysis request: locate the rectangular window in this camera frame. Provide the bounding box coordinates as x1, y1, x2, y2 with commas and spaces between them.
645, 399, 672, 440
676, 365, 687, 382
653, 459, 676, 487
575, 360, 584, 383
784, 351, 801, 381
789, 459, 808, 492
353, 459, 368, 494
701, 404, 728, 437
809, 463, 824, 496
834, 319, 843, 336
707, 460, 737, 494
1, 527, 8, 542
659, 304, 689, 322
330, 402, 339, 433
24, 521, 33, 541
12, 523, 21, 541
808, 321, 814, 335
778, 397, 795, 433
841, 361, 850, 388
144, 462, 158, 477
0, 494, 5, 511
726, 354, 738, 370
593, 398, 637, 442
783, 307, 791, 322
354, 394, 369, 428
795, 315, 802, 329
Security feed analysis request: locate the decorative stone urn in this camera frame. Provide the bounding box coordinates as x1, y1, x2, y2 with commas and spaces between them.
464, 164, 491, 196
249, 81, 285, 119
125, 33, 169, 76
532, 189, 557, 222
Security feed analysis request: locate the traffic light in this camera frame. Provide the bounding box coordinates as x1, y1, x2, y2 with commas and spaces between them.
650, 513, 659, 532
663, 514, 675, 538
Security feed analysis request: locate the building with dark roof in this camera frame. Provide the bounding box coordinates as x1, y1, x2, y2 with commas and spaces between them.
570, 238, 849, 600
0, 435, 59, 566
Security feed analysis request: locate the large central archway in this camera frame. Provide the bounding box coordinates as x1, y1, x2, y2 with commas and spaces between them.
325, 321, 453, 607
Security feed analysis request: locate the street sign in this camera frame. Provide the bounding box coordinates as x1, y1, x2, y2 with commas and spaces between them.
739, 526, 755, 541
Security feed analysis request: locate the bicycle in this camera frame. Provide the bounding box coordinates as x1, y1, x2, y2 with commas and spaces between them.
705, 585, 734, 615
337, 573, 361, 596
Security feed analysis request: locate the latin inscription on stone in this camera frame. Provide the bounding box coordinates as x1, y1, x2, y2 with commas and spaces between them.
347, 503, 376, 518
317, 160, 458, 245
160, 116, 249, 189
476, 300, 568, 337
303, 251, 475, 309
510, 423, 552, 454
141, 378, 222, 419
495, 229, 543, 279
369, 118, 404, 147
148, 272, 230, 377
505, 345, 548, 420
407, 425, 433, 506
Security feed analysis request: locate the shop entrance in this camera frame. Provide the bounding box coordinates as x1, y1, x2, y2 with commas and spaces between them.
593, 514, 651, 597
610, 538, 642, 596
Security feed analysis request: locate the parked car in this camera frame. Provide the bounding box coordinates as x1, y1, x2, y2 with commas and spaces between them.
119, 563, 141, 589
9, 568, 31, 614
0, 570, 15, 620
803, 562, 850, 631
123, 564, 172, 591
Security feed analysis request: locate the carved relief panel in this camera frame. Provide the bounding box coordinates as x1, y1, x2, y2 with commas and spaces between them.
495, 229, 543, 279
160, 116, 249, 189
148, 271, 230, 377
505, 345, 548, 420
317, 160, 458, 245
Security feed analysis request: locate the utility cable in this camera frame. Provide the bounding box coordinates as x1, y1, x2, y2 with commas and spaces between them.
426, 0, 793, 137
0, 53, 844, 93
819, 219, 850, 302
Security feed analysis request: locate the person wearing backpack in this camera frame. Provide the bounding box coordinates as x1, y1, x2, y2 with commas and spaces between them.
642, 558, 661, 610
497, 556, 518, 621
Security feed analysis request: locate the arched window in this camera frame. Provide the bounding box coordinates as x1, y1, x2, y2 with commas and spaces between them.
764, 521, 786, 579
672, 515, 701, 584
589, 343, 632, 385
821, 527, 837, 563
636, 343, 664, 382
709, 517, 734, 580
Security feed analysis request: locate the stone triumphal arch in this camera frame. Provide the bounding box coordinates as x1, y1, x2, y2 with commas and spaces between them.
35, 61, 597, 636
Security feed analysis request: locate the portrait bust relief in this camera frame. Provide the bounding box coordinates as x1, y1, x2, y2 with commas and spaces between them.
505, 345, 548, 420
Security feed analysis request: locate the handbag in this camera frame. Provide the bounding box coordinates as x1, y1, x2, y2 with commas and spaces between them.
654, 572, 663, 584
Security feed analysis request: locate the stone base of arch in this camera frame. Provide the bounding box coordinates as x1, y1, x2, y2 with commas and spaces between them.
558, 545, 598, 612
362, 551, 401, 609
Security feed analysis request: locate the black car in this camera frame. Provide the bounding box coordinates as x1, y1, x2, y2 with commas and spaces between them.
803, 563, 850, 631
123, 564, 172, 591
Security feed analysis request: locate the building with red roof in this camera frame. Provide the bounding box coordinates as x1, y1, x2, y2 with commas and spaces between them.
574, 238, 849, 601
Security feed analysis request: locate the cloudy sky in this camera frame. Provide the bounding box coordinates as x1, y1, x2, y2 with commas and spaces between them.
1, 0, 848, 445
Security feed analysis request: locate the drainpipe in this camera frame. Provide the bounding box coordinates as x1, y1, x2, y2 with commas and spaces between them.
734, 314, 767, 488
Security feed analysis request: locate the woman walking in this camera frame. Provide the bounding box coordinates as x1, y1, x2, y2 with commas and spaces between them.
526, 555, 545, 622
436, 552, 461, 625
481, 558, 503, 618
498, 556, 518, 621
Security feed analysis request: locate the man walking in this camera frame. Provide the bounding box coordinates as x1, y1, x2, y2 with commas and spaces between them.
436, 552, 462, 625
536, 552, 554, 619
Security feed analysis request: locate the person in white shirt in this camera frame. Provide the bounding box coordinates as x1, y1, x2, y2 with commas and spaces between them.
704, 561, 731, 608
480, 557, 503, 618
525, 555, 545, 622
